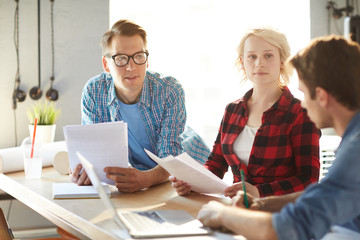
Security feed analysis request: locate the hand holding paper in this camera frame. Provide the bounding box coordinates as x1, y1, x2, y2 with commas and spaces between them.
145, 149, 229, 194
63, 122, 129, 185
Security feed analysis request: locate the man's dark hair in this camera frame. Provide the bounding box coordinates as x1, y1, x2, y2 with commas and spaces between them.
289, 35, 360, 110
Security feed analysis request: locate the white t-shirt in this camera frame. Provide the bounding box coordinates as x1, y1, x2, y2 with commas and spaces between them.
233, 125, 259, 166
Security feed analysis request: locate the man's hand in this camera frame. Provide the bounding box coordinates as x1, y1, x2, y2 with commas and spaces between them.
225, 181, 260, 198
232, 191, 303, 213
104, 167, 149, 193
232, 191, 264, 210
71, 164, 91, 185
198, 200, 277, 239
197, 201, 226, 230
169, 176, 192, 196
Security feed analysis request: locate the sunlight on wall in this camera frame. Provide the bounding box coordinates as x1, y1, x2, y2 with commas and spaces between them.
110, 0, 310, 147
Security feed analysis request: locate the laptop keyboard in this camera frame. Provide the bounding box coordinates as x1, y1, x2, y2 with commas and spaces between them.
121, 211, 173, 232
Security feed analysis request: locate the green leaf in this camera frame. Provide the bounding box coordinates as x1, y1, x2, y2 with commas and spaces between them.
26, 101, 61, 125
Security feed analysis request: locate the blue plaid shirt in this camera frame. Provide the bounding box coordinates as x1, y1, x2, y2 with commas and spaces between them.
81, 71, 210, 165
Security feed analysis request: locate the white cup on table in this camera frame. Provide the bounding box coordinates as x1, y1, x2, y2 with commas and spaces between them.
22, 138, 42, 179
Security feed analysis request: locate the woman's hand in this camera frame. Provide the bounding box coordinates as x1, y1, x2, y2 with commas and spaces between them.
224, 181, 260, 198
169, 176, 192, 195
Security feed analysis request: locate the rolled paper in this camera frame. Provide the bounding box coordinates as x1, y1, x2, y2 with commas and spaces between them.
0, 140, 68, 174
53, 151, 70, 175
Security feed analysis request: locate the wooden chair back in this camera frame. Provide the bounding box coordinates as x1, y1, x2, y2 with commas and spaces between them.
0, 208, 13, 240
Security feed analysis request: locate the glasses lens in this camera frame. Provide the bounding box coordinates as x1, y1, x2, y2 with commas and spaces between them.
114, 55, 129, 67
133, 52, 147, 65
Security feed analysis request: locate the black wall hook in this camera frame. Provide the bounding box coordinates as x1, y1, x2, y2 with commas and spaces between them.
46, 76, 59, 101
29, 86, 43, 100
12, 76, 26, 110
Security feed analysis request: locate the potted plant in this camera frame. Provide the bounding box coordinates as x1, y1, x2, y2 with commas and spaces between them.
26, 101, 61, 144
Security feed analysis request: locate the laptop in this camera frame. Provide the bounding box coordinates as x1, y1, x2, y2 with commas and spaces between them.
76, 152, 212, 239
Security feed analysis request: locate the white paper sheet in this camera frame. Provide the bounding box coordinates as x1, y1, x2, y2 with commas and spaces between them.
145, 149, 229, 194
0, 140, 67, 173
52, 182, 111, 199
63, 121, 128, 185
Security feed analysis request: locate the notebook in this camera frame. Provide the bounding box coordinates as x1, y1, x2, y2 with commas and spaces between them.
76, 152, 212, 239
52, 182, 111, 199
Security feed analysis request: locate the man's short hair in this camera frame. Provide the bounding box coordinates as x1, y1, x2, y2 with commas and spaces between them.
289, 35, 360, 110
101, 19, 147, 56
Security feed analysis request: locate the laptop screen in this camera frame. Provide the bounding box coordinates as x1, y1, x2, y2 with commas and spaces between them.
76, 151, 211, 238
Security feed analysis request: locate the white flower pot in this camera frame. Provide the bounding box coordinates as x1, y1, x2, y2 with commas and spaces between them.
29, 124, 56, 144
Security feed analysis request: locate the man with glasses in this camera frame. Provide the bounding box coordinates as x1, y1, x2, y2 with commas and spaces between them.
72, 19, 210, 193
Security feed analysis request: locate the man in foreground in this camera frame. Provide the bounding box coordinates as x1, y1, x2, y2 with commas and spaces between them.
197, 35, 360, 240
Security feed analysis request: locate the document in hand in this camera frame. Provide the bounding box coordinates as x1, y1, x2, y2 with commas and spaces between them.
145, 149, 229, 194
63, 122, 128, 185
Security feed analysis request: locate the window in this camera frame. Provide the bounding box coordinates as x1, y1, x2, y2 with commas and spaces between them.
110, 0, 310, 147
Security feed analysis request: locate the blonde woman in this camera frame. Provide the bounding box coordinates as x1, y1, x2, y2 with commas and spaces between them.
171, 28, 320, 198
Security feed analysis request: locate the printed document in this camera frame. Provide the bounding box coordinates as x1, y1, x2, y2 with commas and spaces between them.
63, 121, 128, 184
145, 149, 229, 194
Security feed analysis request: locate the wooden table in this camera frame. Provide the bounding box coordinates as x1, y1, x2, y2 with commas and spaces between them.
0, 167, 244, 240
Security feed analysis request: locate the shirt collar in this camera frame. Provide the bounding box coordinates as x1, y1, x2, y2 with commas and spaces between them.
107, 73, 117, 106
139, 73, 152, 108
342, 111, 360, 140
272, 86, 294, 111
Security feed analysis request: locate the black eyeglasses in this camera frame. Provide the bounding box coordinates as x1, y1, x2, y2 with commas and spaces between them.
109, 51, 149, 67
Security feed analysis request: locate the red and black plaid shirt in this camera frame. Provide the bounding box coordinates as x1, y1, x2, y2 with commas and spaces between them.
205, 87, 320, 197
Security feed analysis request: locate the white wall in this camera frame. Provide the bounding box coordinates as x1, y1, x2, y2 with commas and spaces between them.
0, 0, 352, 149
110, 0, 312, 147
0, 0, 109, 148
